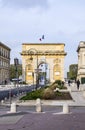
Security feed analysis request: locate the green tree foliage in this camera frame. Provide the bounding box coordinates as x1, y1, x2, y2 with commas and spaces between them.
10, 64, 22, 79
67, 72, 70, 79
69, 64, 78, 80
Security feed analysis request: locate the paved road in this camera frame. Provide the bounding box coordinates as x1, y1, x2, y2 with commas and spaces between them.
0, 83, 85, 130
0, 112, 85, 130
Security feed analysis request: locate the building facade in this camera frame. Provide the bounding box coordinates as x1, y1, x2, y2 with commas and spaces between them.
21, 43, 67, 84
0, 42, 11, 84
77, 41, 85, 84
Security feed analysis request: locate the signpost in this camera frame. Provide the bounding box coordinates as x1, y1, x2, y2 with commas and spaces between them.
35, 69, 42, 89
35, 69, 42, 73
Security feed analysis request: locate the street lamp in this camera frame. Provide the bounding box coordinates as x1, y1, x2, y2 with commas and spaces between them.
14, 58, 19, 97
36, 53, 38, 90
9, 88, 12, 104
28, 49, 38, 90
32, 72, 34, 89
14, 58, 19, 85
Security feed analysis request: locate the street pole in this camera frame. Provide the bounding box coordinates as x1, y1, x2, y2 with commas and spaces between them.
28, 49, 38, 90
32, 72, 34, 90
45, 57, 46, 86
9, 88, 12, 104
36, 53, 38, 90
14, 58, 19, 97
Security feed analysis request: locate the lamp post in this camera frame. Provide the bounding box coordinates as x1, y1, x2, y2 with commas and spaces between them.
14, 58, 19, 97
28, 49, 38, 90
14, 58, 19, 85
9, 88, 12, 104
32, 72, 34, 89
36, 53, 38, 90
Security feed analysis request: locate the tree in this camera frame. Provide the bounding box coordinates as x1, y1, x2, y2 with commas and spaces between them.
67, 72, 70, 79
10, 64, 22, 79
69, 64, 78, 80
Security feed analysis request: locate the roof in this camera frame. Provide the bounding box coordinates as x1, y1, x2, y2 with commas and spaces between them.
77, 41, 85, 52
0, 42, 11, 50
22, 43, 65, 46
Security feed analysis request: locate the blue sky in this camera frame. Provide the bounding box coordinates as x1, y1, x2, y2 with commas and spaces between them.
0, 0, 85, 76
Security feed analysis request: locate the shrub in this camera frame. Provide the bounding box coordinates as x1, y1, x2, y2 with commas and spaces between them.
44, 85, 49, 89
53, 80, 62, 85
50, 84, 58, 90
20, 89, 43, 100
55, 91, 62, 96
51, 80, 66, 89
42, 88, 55, 99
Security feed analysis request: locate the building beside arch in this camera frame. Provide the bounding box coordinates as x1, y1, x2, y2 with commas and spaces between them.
21, 43, 67, 84
0, 42, 11, 84
77, 41, 85, 84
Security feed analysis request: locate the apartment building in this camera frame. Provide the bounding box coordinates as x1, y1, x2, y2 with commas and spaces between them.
0, 42, 11, 84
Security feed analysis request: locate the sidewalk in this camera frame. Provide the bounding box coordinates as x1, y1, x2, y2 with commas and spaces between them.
66, 83, 85, 106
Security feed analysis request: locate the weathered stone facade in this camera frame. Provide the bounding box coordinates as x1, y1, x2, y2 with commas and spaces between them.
0, 42, 11, 84
21, 43, 67, 84
77, 41, 85, 83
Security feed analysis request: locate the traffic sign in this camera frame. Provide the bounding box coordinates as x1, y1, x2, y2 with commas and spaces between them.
35, 69, 42, 72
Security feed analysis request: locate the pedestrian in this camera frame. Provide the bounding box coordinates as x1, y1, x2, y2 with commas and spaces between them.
5, 80, 7, 85
76, 79, 80, 90
68, 80, 71, 86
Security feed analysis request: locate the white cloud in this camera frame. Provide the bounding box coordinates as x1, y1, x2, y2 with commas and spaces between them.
0, 0, 49, 9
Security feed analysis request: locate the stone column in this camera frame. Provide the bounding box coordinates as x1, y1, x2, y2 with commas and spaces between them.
36, 98, 42, 112
63, 104, 69, 114
83, 91, 85, 97
10, 102, 17, 113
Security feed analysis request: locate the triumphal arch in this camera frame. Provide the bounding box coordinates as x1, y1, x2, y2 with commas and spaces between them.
21, 43, 67, 84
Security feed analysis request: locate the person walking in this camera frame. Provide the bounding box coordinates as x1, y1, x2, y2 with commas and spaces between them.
68, 80, 71, 86
76, 79, 80, 90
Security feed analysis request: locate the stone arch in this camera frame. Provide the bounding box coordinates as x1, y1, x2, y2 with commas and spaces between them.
21, 43, 67, 84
